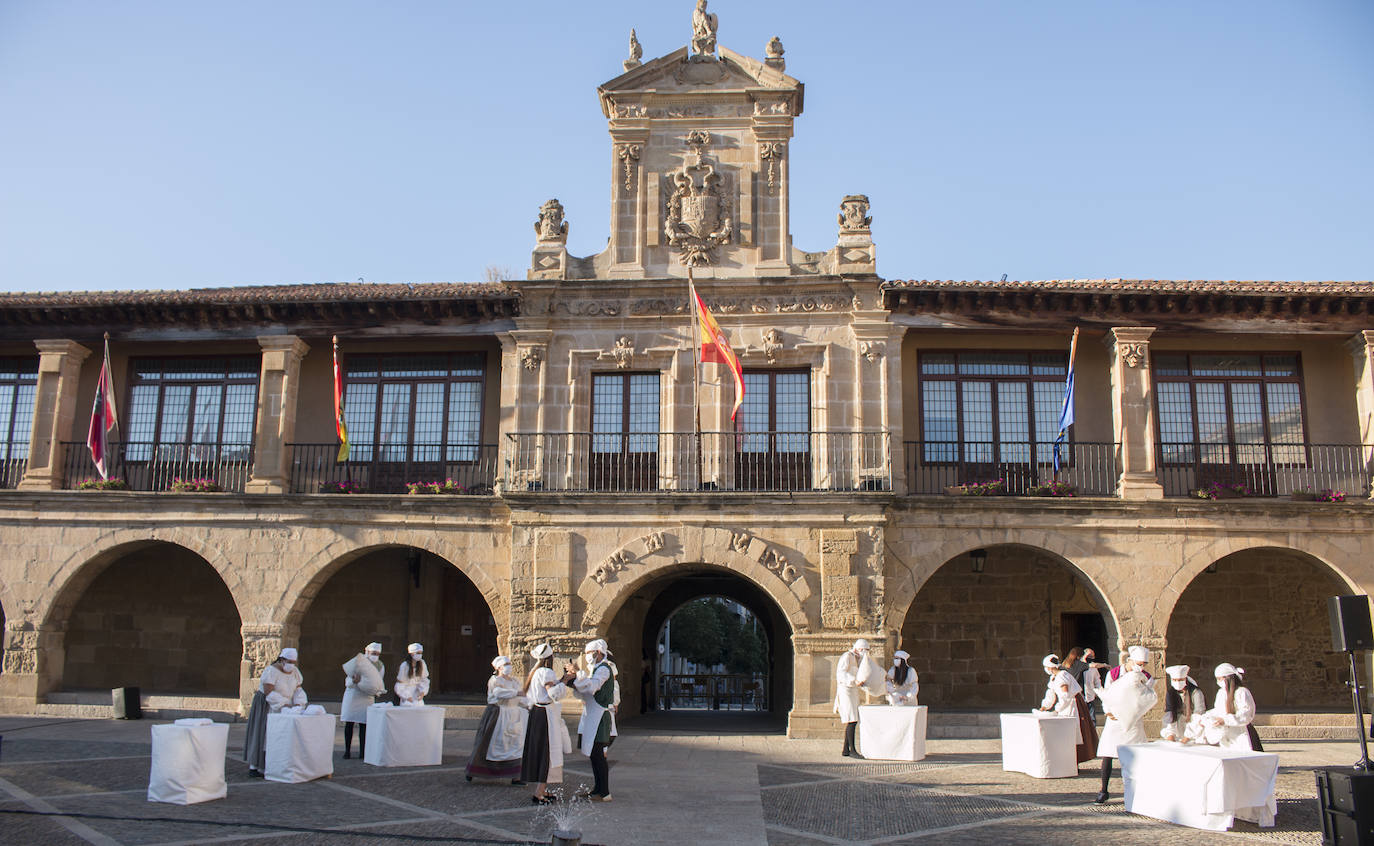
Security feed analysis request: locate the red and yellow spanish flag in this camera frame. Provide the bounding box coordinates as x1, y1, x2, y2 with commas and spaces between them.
690, 281, 746, 420
332, 335, 350, 462
85, 335, 119, 479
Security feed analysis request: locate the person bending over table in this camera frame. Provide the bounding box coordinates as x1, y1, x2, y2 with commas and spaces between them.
1094, 645, 1156, 804
1160, 664, 1206, 743
1037, 653, 1097, 764
885, 650, 918, 706
243, 647, 308, 778
1203, 662, 1261, 751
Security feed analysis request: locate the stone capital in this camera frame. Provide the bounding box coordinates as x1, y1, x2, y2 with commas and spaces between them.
256, 334, 310, 365
32, 339, 93, 363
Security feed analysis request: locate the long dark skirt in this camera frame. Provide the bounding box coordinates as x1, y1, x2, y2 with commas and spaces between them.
519, 706, 554, 784
466, 704, 522, 779
242, 691, 268, 771
1073, 693, 1099, 764
1247, 723, 1264, 752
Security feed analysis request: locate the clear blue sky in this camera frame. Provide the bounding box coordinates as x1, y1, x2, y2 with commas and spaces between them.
2, 1, 1370, 293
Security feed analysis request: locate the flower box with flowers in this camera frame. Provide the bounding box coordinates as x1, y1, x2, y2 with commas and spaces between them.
1191, 481, 1252, 500
1291, 486, 1346, 502
944, 479, 1007, 497
169, 477, 222, 493
406, 479, 470, 495
77, 477, 130, 491
318, 480, 365, 494
1027, 480, 1077, 497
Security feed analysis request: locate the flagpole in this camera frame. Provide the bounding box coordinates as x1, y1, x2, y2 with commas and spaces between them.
688, 267, 703, 490
1053, 326, 1080, 482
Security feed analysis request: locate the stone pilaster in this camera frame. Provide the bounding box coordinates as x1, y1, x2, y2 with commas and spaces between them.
0, 618, 52, 711
1346, 332, 1374, 498
245, 336, 310, 494
819, 529, 863, 630
497, 329, 552, 493
240, 622, 284, 710
19, 340, 92, 491
1104, 327, 1164, 500
851, 320, 904, 492
788, 632, 888, 738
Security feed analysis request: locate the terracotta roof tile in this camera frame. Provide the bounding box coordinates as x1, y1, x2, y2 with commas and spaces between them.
0, 282, 519, 308
881, 279, 1374, 295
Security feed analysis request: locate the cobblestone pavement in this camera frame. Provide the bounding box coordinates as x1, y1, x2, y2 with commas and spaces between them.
0, 713, 1352, 845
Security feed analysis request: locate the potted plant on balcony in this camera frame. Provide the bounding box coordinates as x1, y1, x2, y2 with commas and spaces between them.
1027, 480, 1077, 497
1191, 481, 1252, 500
77, 477, 130, 491
1290, 485, 1319, 502
944, 478, 1007, 496
169, 477, 222, 493
406, 479, 471, 495
318, 479, 365, 494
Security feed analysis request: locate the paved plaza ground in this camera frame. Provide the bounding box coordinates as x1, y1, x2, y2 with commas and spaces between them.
0, 711, 1354, 845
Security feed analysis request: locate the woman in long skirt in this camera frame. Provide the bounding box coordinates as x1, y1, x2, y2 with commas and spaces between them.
243, 647, 307, 777
465, 655, 528, 782
519, 643, 574, 804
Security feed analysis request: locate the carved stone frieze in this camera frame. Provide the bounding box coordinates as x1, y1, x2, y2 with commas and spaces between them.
838, 194, 872, 234
629, 294, 847, 316
535, 199, 569, 244
611, 336, 635, 369
753, 100, 790, 116
552, 300, 624, 317
614, 103, 747, 119
616, 143, 642, 193
645, 531, 665, 553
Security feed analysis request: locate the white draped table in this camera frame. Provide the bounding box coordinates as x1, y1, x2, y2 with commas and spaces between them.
1000, 713, 1079, 778
147, 720, 229, 804
1119, 742, 1278, 831
265, 712, 336, 783
858, 705, 927, 761
363, 704, 445, 767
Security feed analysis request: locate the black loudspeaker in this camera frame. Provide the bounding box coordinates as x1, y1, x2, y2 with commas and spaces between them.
1330, 596, 1374, 653
111, 686, 142, 720
1318, 768, 1374, 845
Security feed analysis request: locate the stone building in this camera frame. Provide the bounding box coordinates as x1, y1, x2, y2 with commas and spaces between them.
0, 5, 1371, 737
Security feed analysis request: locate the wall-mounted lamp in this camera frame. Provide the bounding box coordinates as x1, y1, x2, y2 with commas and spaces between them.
1205, 562, 1218, 574
970, 549, 988, 574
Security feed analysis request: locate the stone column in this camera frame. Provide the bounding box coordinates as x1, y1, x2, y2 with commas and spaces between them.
0, 618, 53, 712
1104, 327, 1164, 500
245, 336, 310, 494
19, 340, 92, 491
1346, 331, 1374, 498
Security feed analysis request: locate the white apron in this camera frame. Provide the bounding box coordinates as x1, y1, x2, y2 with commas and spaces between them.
885, 666, 919, 706
528, 667, 572, 773
1096, 670, 1157, 757
486, 674, 527, 761
573, 662, 618, 757
1202, 686, 1256, 749
340, 654, 385, 723
833, 651, 882, 723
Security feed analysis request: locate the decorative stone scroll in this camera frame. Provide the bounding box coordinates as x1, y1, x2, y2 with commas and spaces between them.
520, 347, 543, 372
1121, 342, 1149, 368
859, 341, 884, 364
616, 143, 642, 193
760, 142, 785, 194
611, 337, 635, 369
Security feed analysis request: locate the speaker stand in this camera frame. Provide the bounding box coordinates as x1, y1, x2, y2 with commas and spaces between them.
1348, 650, 1371, 770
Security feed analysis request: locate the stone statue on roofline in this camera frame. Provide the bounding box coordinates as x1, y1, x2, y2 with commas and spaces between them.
625, 28, 643, 71
692, 0, 718, 57
535, 199, 568, 244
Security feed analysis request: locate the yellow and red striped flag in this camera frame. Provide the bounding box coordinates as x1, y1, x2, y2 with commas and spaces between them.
85, 335, 119, 479
690, 282, 745, 420
332, 335, 350, 462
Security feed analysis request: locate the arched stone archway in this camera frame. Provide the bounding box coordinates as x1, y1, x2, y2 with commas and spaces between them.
50, 541, 243, 696
898, 544, 1118, 709
601, 565, 794, 724
1165, 546, 1351, 709
294, 546, 501, 696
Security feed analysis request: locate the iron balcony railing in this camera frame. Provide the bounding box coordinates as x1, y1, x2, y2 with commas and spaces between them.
904, 441, 1120, 496
658, 673, 769, 711
504, 431, 891, 493
60, 441, 254, 492
0, 455, 27, 489
286, 442, 499, 494
1157, 442, 1374, 498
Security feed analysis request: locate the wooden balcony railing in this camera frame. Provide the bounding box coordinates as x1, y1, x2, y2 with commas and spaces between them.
1157, 442, 1374, 498
904, 441, 1120, 496
285, 443, 499, 494
504, 431, 891, 493
60, 441, 254, 492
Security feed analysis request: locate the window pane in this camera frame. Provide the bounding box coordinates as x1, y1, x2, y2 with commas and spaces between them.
921, 353, 956, 376
378, 384, 412, 461
921, 381, 957, 461
348, 355, 378, 379
1264, 355, 1298, 377
627, 373, 659, 454
412, 383, 444, 461
774, 372, 809, 452
1154, 354, 1189, 377
452, 354, 484, 379
592, 374, 624, 454
344, 383, 377, 461
383, 356, 447, 378
1033, 381, 1062, 452
1157, 383, 1195, 463
1196, 383, 1229, 463
221, 384, 256, 460
1192, 355, 1261, 378
738, 373, 770, 452
13, 383, 35, 459
190, 387, 222, 444
1031, 353, 1066, 377
997, 382, 1029, 462
446, 382, 482, 462
126, 384, 160, 461
961, 382, 992, 462
959, 352, 1028, 377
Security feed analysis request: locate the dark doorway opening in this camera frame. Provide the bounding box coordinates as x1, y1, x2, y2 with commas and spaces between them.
1060, 612, 1108, 661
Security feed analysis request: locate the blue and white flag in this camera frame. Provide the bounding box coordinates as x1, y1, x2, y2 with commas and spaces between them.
1053, 327, 1079, 475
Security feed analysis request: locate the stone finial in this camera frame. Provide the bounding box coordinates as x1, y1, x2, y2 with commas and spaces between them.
765, 36, 785, 70
535, 199, 568, 244
838, 194, 872, 234
691, 0, 718, 57
625, 28, 643, 71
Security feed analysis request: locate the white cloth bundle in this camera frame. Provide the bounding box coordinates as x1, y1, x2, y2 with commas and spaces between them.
1096, 670, 1157, 757
173, 718, 213, 727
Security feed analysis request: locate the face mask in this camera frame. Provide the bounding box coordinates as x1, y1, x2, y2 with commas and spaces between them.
281, 662, 295, 673
1133, 663, 1147, 672
366, 653, 380, 660
1216, 678, 1227, 688
1171, 680, 1186, 690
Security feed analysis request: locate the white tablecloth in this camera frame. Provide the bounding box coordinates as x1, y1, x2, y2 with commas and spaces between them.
265, 712, 336, 783
1119, 742, 1279, 831
148, 721, 229, 804
858, 705, 927, 761
1000, 713, 1079, 778
363, 704, 445, 767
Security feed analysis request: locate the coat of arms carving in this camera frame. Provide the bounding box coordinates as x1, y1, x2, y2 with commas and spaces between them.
664, 133, 733, 267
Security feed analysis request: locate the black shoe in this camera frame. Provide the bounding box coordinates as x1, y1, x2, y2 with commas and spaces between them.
841, 749, 852, 757
531, 795, 551, 805
511, 779, 526, 786
248, 769, 264, 779
1094, 791, 1109, 804
343, 752, 352, 759
850, 751, 866, 760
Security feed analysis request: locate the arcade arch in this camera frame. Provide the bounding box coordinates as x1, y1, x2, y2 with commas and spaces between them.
898, 544, 1117, 710
52, 541, 242, 696
294, 546, 500, 696
602, 566, 794, 722
1165, 546, 1351, 709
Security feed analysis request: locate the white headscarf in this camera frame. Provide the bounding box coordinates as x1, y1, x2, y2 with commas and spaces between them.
491, 655, 512, 671
530, 642, 553, 660
1214, 662, 1244, 679
280, 647, 298, 662
1042, 654, 1061, 669
1128, 646, 1150, 664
